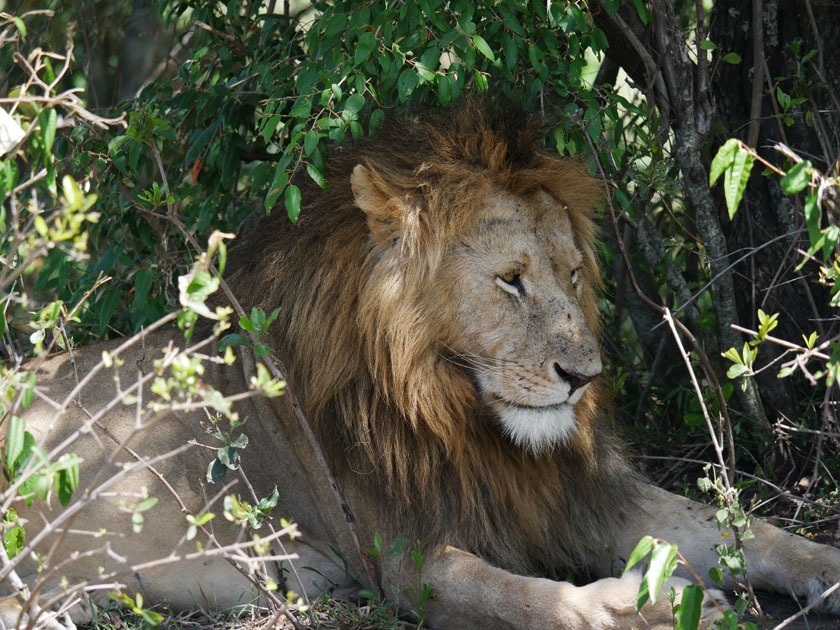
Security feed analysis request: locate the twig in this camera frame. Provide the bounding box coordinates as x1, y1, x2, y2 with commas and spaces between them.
730, 323, 831, 361
774, 423, 840, 439
663, 308, 731, 488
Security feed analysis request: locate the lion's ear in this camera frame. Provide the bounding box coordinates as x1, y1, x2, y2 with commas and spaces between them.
351, 164, 412, 247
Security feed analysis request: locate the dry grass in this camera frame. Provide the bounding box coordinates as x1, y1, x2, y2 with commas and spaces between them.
84, 596, 421, 630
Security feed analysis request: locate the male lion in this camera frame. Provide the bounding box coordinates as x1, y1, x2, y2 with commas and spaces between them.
3, 102, 840, 629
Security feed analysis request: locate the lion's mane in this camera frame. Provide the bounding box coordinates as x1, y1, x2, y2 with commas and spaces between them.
226, 101, 636, 578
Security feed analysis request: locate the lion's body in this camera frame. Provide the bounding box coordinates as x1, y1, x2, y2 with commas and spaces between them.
4, 102, 840, 629
222, 106, 634, 577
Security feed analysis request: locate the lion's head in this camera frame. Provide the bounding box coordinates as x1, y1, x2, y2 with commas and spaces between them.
351, 165, 603, 454
227, 100, 633, 573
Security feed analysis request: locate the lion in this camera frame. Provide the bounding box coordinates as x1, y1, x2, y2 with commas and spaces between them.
3, 101, 840, 630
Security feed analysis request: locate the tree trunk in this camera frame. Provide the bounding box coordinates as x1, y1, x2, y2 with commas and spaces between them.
710, 0, 840, 422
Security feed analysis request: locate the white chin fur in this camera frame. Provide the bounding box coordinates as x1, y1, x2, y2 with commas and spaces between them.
490, 383, 590, 454
497, 404, 578, 454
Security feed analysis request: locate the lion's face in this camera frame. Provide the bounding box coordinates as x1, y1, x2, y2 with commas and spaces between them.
441, 188, 602, 453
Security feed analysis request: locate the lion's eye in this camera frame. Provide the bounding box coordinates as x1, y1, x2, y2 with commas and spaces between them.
496, 271, 524, 296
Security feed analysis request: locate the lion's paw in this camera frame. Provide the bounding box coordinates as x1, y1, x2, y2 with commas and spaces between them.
0, 592, 93, 630
656, 577, 725, 629
0, 596, 24, 630
769, 540, 840, 615
586, 572, 725, 630
800, 570, 840, 614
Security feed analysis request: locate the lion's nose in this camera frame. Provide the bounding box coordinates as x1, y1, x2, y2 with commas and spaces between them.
552, 362, 597, 395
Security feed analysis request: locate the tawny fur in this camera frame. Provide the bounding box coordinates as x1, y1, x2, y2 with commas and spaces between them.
224, 101, 636, 578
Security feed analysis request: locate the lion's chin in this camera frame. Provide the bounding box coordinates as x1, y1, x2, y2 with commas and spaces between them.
495, 402, 578, 455
486, 382, 590, 454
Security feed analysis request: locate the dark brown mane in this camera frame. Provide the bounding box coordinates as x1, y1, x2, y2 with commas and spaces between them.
226, 100, 636, 577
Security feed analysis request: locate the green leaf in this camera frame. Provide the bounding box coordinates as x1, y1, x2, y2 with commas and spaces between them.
708, 566, 724, 587
415, 62, 435, 82
186, 122, 219, 162
624, 535, 654, 573
219, 333, 251, 351
288, 96, 312, 119
632, 0, 651, 25
285, 184, 301, 223
306, 163, 328, 189
709, 138, 739, 187
343, 93, 366, 119
206, 458, 227, 484
369, 108, 386, 134
258, 486, 279, 511
303, 131, 319, 157
216, 446, 240, 470
776, 87, 791, 112
472, 35, 495, 62
33, 214, 48, 237
133, 269, 153, 310
723, 346, 743, 364
5, 416, 25, 472
261, 115, 281, 145
397, 69, 419, 101
141, 610, 163, 626
45, 160, 56, 196
239, 315, 256, 334
61, 176, 83, 210
3, 509, 24, 559
727, 363, 749, 379
56, 455, 81, 507
723, 146, 754, 219
97, 289, 121, 336
637, 575, 651, 611
721, 548, 746, 574
780, 160, 812, 194
721, 52, 742, 64
677, 584, 704, 630
265, 163, 290, 212
603, 0, 619, 17
700, 40, 719, 51
188, 512, 215, 527
323, 13, 347, 38
230, 433, 249, 449
12, 16, 26, 37
137, 497, 158, 513
38, 108, 57, 154
645, 542, 678, 605
804, 192, 821, 247
355, 31, 377, 65
437, 74, 453, 106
